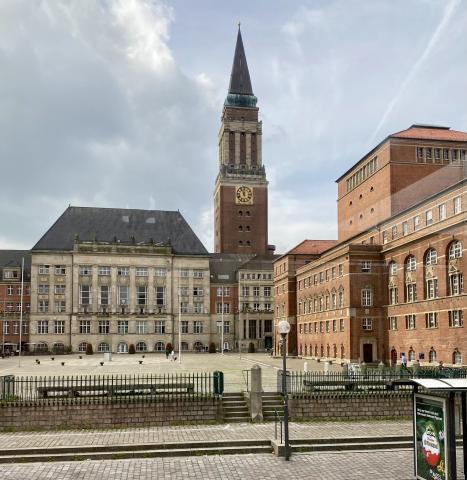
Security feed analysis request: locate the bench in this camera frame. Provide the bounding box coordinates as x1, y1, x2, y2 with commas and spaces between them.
37, 383, 195, 398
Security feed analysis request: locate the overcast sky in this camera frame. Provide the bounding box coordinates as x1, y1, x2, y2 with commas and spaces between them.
1, 0, 466, 253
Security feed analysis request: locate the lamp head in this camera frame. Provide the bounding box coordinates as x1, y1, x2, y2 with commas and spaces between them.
278, 320, 291, 335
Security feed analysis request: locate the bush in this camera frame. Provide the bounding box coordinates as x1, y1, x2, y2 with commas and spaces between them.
85, 343, 93, 355
129, 344, 135, 354
248, 342, 255, 353
64, 345, 72, 354
165, 343, 173, 353
208, 342, 216, 353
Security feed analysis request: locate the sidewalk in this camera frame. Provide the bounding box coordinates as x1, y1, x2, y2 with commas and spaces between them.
0, 419, 412, 450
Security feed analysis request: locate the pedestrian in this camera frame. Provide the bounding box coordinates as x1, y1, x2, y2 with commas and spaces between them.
170, 350, 175, 361
401, 353, 407, 369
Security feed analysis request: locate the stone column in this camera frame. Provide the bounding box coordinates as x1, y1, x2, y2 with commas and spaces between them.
234, 132, 240, 164
249, 365, 263, 422
246, 133, 251, 165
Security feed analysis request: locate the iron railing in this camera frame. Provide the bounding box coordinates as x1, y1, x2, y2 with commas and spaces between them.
0, 373, 217, 406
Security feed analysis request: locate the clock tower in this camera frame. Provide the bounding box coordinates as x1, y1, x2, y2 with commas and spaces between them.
214, 27, 269, 255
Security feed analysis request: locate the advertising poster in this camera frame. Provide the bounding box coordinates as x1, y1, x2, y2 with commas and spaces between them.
414, 394, 448, 480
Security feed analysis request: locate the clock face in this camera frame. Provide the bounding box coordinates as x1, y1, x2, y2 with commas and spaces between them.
236, 186, 253, 205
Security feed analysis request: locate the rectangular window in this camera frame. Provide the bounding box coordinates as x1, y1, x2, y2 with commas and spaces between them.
449, 273, 463, 295
193, 302, 204, 314
99, 320, 110, 334
22, 322, 29, 334
333, 319, 337, 332
12, 322, 19, 335
2, 321, 9, 334
38, 264, 50, 275
434, 148, 441, 161
80, 320, 91, 334
425, 312, 438, 329
193, 287, 204, 297
98, 266, 111, 276
402, 221, 408, 236
79, 285, 91, 305
6, 285, 13, 295
180, 286, 189, 297
389, 317, 397, 330
383, 231, 388, 244
405, 315, 416, 330
242, 286, 249, 297
136, 267, 148, 277
361, 289, 372, 307
406, 283, 417, 302
55, 301, 66, 313
389, 287, 398, 305
54, 284, 66, 294
38, 284, 49, 294
180, 302, 188, 313
194, 321, 203, 333
180, 320, 189, 334
180, 269, 189, 278
361, 261, 371, 272
193, 270, 203, 278
38, 300, 49, 313
136, 320, 147, 334
414, 215, 420, 231
452, 149, 458, 162
216, 287, 230, 297
449, 310, 463, 328
54, 320, 65, 334
253, 286, 260, 296
155, 268, 167, 277
55, 265, 66, 275
438, 203, 446, 221
118, 286, 129, 305
425, 210, 433, 226
136, 286, 147, 305
443, 149, 449, 161
425, 279, 438, 299
155, 320, 165, 334
79, 265, 92, 275
99, 285, 110, 305
325, 320, 330, 333
37, 320, 48, 334
155, 286, 165, 306
117, 320, 128, 334
417, 147, 424, 160
454, 196, 461, 215
362, 318, 372, 331
391, 225, 397, 239
216, 302, 230, 314
426, 148, 432, 161
117, 266, 129, 276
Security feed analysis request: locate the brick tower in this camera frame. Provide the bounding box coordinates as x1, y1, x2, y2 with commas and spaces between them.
214, 27, 269, 254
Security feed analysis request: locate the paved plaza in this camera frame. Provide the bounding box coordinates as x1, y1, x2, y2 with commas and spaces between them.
0, 353, 341, 392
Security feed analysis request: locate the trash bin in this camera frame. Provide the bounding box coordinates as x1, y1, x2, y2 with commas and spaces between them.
213, 371, 224, 395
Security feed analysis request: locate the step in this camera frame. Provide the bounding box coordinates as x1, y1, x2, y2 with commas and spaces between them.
224, 412, 249, 418
289, 435, 410, 445
222, 417, 251, 423
222, 401, 246, 406
291, 440, 413, 453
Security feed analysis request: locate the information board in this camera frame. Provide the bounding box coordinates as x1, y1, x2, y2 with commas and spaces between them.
414, 394, 448, 480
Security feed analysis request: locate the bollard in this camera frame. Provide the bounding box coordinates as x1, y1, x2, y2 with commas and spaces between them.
304, 362, 308, 372
324, 360, 331, 375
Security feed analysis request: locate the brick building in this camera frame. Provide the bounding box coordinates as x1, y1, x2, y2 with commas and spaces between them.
277, 125, 466, 365
0, 251, 31, 354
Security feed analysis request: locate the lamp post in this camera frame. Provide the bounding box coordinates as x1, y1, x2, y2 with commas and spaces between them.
278, 319, 291, 461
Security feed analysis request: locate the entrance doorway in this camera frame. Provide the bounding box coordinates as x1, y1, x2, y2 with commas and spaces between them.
390, 348, 398, 366
264, 337, 272, 350
363, 343, 373, 363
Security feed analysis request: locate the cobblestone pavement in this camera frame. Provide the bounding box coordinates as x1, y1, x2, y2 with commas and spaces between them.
0, 353, 341, 392
0, 420, 412, 449
2, 449, 464, 480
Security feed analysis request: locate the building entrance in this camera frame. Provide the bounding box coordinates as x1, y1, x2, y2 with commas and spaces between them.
363, 343, 373, 363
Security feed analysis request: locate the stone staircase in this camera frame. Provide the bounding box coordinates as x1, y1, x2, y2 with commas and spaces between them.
262, 392, 284, 421
222, 392, 250, 423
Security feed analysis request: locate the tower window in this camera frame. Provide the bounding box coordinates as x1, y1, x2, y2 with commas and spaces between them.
239, 241, 243, 246
246, 241, 251, 247
238, 226, 243, 231
246, 226, 250, 231
238, 210, 243, 216
246, 211, 250, 216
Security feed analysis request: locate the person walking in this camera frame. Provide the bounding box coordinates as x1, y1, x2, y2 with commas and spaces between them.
401, 353, 407, 369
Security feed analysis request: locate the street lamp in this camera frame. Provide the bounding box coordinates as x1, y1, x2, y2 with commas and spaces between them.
278, 319, 291, 461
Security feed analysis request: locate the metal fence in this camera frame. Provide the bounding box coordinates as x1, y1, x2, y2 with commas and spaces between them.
0, 372, 221, 406
280, 366, 467, 397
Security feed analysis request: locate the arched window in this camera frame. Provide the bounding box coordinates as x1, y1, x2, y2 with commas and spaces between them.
405, 255, 416, 272
304, 345, 308, 356
425, 248, 437, 266
194, 341, 204, 352
453, 350, 462, 365
326, 344, 330, 357
338, 287, 344, 308
429, 349, 437, 363
325, 292, 330, 310
408, 349, 415, 362
448, 240, 462, 259
331, 289, 337, 309
314, 345, 318, 357
389, 261, 397, 276
136, 341, 147, 352
155, 341, 165, 351
299, 344, 303, 356
98, 342, 109, 353
117, 342, 128, 353
333, 344, 337, 358
340, 344, 344, 359
319, 296, 324, 312
36, 342, 48, 352
78, 342, 87, 353
320, 345, 324, 357
52, 342, 64, 353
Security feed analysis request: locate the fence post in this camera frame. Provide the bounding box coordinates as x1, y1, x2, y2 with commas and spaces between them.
249, 365, 263, 422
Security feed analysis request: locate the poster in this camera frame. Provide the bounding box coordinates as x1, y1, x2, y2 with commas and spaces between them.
414, 394, 448, 480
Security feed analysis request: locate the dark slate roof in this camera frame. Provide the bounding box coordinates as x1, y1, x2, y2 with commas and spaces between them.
0, 250, 31, 280
32, 206, 208, 255
209, 253, 255, 283
239, 254, 280, 270
228, 27, 254, 96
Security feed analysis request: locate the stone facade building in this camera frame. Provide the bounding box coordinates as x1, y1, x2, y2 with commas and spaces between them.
277, 125, 466, 365
0, 251, 30, 354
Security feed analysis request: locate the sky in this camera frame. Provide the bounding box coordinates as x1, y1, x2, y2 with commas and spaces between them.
1, 0, 466, 253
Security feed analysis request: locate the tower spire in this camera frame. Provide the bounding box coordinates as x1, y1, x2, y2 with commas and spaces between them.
225, 26, 257, 107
